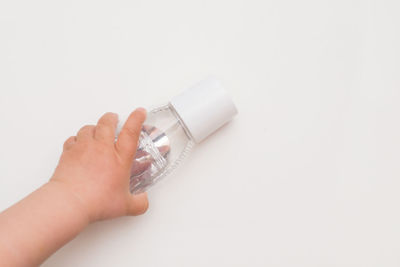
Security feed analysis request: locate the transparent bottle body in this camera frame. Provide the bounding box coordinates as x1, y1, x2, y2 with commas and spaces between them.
129, 104, 194, 194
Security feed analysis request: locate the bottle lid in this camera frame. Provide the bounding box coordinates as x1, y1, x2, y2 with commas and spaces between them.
170, 77, 238, 143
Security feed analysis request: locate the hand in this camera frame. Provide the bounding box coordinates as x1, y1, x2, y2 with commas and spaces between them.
50, 108, 149, 222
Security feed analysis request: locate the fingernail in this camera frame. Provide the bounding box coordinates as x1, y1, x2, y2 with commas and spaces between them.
136, 107, 147, 114
110, 112, 119, 120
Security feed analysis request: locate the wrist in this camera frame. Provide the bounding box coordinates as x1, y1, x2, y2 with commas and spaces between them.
44, 181, 91, 226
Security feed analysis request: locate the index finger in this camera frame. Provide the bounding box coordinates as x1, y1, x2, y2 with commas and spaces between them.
95, 112, 119, 143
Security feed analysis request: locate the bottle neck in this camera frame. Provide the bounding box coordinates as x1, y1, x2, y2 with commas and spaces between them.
168, 103, 196, 143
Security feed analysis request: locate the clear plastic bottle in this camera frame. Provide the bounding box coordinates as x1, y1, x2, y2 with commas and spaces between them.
123, 77, 238, 194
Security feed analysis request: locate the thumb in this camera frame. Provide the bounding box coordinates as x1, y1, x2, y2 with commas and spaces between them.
116, 108, 146, 161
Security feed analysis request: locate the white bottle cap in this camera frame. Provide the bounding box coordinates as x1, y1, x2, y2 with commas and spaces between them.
170, 77, 238, 143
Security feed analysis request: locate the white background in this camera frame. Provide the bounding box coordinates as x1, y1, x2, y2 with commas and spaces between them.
1, 0, 400, 266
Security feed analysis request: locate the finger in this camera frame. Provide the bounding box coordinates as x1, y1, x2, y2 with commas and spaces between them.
130, 150, 152, 176
76, 125, 95, 141
116, 108, 146, 161
63, 136, 77, 150
127, 192, 149, 216
95, 112, 118, 143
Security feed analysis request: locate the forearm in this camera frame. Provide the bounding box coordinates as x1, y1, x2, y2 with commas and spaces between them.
0, 109, 148, 266
0, 181, 89, 266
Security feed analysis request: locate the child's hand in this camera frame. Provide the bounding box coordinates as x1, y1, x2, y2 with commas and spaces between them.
50, 108, 149, 222
0, 108, 149, 266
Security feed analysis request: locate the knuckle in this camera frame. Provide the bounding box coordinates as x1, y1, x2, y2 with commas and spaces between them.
123, 127, 140, 138
96, 123, 107, 131
63, 136, 75, 148
97, 119, 110, 127
95, 124, 115, 141
79, 125, 93, 132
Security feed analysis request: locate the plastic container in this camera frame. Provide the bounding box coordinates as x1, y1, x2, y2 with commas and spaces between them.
124, 77, 238, 194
